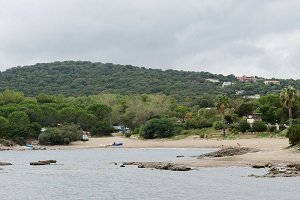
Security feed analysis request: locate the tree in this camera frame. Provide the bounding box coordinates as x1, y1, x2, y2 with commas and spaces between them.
8, 111, 30, 130
58, 107, 77, 123
0, 116, 9, 138
8, 111, 30, 138
139, 118, 176, 139
216, 95, 229, 136
77, 111, 97, 131
88, 104, 112, 121
0, 90, 24, 105
236, 103, 254, 117
39, 105, 58, 126
36, 93, 56, 104
280, 85, 297, 126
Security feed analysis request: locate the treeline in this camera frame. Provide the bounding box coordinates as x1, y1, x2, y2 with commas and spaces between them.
0, 87, 299, 145
1, 61, 299, 105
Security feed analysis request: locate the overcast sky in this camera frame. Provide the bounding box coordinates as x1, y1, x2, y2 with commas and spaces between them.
0, 0, 299, 79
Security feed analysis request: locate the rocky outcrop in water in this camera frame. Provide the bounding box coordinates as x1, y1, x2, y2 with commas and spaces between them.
0, 148, 12, 151
122, 162, 191, 171
250, 163, 300, 178
30, 160, 57, 165
198, 147, 259, 158
0, 162, 12, 166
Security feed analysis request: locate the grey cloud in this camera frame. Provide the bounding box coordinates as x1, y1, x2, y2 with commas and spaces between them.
0, 0, 299, 78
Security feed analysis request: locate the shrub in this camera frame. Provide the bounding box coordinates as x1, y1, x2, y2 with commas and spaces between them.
268, 126, 276, 132
139, 118, 176, 139
213, 121, 223, 130
38, 124, 81, 145
184, 119, 212, 130
279, 124, 286, 131
286, 125, 300, 146
12, 136, 26, 145
132, 128, 140, 135
229, 123, 239, 134
238, 120, 250, 133
0, 138, 13, 146
251, 121, 267, 132
124, 132, 131, 138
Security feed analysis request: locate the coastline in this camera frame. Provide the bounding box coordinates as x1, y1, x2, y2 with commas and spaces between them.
2, 136, 299, 168
48, 136, 300, 168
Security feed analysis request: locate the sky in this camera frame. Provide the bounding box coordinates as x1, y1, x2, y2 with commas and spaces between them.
0, 0, 299, 79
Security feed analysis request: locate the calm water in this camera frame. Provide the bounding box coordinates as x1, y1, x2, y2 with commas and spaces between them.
1, 148, 300, 200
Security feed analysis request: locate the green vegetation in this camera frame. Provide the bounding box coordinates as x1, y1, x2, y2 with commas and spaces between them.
251, 121, 267, 132
139, 118, 177, 139
286, 125, 300, 146
38, 124, 81, 145
0, 62, 299, 143
0, 61, 299, 105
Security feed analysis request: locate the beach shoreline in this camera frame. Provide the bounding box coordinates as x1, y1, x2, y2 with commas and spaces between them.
48, 136, 300, 168
2, 136, 299, 168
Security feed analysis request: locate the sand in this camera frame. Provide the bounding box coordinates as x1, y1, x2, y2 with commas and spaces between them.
44, 136, 300, 168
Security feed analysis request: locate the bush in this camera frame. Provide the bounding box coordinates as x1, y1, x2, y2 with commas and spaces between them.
229, 123, 239, 134
238, 120, 250, 133
124, 132, 131, 138
268, 126, 276, 132
132, 128, 140, 135
286, 125, 300, 146
279, 124, 286, 131
213, 121, 223, 130
251, 121, 267, 132
0, 138, 13, 146
139, 118, 176, 139
184, 119, 212, 130
38, 124, 81, 145
12, 136, 26, 146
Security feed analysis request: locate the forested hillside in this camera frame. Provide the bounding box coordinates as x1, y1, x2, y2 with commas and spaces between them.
0, 61, 299, 100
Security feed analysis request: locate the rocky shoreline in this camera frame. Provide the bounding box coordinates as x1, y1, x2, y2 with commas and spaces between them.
122, 161, 192, 171
197, 147, 260, 158
250, 163, 300, 178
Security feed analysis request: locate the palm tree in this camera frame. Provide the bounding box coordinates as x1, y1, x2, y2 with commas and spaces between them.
216, 95, 229, 136
280, 85, 297, 126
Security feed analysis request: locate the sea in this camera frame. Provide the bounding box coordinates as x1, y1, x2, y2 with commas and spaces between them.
0, 148, 299, 200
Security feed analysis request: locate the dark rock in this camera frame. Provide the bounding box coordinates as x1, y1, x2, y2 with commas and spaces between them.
30, 160, 57, 165
252, 164, 266, 169
120, 164, 125, 167
123, 161, 192, 171
0, 162, 12, 166
176, 155, 184, 158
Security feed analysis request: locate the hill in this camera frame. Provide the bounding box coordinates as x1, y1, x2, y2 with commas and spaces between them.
0, 61, 299, 99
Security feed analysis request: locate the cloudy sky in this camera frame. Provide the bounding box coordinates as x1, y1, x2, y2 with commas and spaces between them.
0, 0, 299, 78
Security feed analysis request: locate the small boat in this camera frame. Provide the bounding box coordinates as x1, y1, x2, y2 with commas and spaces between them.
111, 142, 123, 146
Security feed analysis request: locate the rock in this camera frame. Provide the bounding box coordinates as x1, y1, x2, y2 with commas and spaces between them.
30, 162, 46, 165
123, 161, 192, 171
252, 164, 266, 169
176, 155, 185, 158
138, 163, 145, 168
250, 163, 300, 178
120, 164, 125, 167
0, 162, 12, 166
30, 160, 57, 165
198, 147, 260, 159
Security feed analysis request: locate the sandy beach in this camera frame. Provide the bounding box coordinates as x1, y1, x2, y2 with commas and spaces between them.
43, 136, 300, 168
